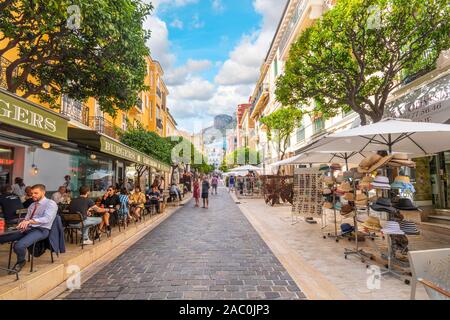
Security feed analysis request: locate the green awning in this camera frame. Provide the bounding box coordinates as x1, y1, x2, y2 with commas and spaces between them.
68, 128, 170, 172
0, 88, 68, 140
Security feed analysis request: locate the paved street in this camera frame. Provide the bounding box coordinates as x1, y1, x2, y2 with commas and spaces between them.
62, 188, 306, 300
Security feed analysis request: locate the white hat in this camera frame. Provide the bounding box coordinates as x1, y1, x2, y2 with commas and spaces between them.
381, 221, 405, 235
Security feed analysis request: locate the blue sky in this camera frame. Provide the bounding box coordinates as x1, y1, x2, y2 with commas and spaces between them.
144, 0, 287, 133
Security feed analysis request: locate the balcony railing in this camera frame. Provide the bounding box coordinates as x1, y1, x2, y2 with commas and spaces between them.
250, 83, 269, 116
61, 95, 90, 126
278, 0, 308, 56
89, 116, 120, 139
0, 56, 18, 89
156, 87, 162, 99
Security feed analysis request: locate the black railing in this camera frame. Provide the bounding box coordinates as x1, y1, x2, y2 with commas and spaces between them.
89, 116, 120, 139
61, 95, 90, 126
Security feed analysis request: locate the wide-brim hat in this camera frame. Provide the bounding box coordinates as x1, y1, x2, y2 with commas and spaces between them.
319, 164, 330, 171
322, 188, 332, 195
354, 193, 368, 206
322, 176, 334, 185
340, 223, 354, 234
358, 154, 382, 173
395, 175, 411, 184
370, 198, 398, 213
344, 192, 354, 201
371, 175, 391, 190
368, 155, 394, 173
361, 216, 382, 231
334, 202, 342, 210
323, 202, 333, 209
393, 198, 419, 210
340, 204, 354, 215
330, 163, 342, 171
388, 154, 416, 168
399, 220, 420, 235
391, 181, 407, 189
381, 221, 405, 235
337, 181, 353, 192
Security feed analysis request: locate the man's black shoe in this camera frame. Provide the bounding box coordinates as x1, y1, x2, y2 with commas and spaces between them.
8, 261, 26, 274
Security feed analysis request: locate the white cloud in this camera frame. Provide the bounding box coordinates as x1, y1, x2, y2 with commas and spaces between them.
215, 0, 287, 86
191, 14, 205, 29
212, 0, 225, 13
171, 77, 215, 101
166, 59, 213, 86
170, 18, 184, 29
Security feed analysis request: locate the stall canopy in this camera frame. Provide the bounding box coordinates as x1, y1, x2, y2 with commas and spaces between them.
302, 118, 450, 157
270, 151, 373, 167
231, 165, 263, 173
68, 128, 170, 172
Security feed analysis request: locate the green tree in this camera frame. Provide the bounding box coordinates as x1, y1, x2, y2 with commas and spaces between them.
226, 147, 261, 168
260, 107, 304, 162
0, 0, 152, 117
276, 0, 450, 125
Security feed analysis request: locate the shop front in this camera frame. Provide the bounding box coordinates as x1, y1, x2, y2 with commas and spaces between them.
0, 88, 76, 194
385, 72, 450, 209
68, 128, 170, 198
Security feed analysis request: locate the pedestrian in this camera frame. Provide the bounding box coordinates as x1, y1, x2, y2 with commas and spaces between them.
201, 176, 210, 209
211, 175, 218, 195
229, 175, 235, 192
11, 177, 26, 197
193, 179, 200, 207
238, 176, 244, 195
0, 184, 58, 274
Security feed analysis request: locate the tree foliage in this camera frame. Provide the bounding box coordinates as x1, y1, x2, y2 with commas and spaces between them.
226, 147, 261, 168
0, 0, 152, 117
276, 0, 450, 124
260, 107, 303, 161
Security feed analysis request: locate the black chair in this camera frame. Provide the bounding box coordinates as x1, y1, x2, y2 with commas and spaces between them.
7, 237, 55, 274
60, 212, 90, 249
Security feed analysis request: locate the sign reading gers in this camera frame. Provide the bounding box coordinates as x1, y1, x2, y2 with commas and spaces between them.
0, 90, 68, 140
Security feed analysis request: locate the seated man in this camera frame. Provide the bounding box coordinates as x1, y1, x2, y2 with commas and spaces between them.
0, 185, 24, 225
146, 186, 161, 213
169, 183, 182, 201
0, 184, 57, 273
51, 186, 70, 205
68, 186, 105, 245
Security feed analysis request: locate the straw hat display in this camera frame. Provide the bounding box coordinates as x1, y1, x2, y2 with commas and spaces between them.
350, 167, 364, 180
330, 163, 342, 171
319, 163, 330, 171
354, 193, 368, 207
336, 174, 344, 183
323, 202, 333, 209
358, 154, 394, 173
359, 176, 374, 190
360, 216, 382, 231
381, 221, 405, 235
340, 204, 355, 217
337, 181, 353, 193
393, 198, 419, 211
371, 175, 391, 189
399, 220, 420, 235
322, 176, 334, 186
344, 192, 355, 201
387, 153, 416, 168
322, 188, 332, 195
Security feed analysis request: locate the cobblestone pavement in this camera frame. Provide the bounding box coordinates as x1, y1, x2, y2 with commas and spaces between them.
62, 188, 306, 300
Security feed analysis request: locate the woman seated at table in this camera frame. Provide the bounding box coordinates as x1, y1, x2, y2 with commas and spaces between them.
129, 186, 146, 221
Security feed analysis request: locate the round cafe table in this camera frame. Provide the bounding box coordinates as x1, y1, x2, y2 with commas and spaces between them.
0, 228, 23, 281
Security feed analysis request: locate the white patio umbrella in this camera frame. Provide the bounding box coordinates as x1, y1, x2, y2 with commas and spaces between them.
270, 151, 372, 168
231, 165, 263, 172
303, 118, 450, 157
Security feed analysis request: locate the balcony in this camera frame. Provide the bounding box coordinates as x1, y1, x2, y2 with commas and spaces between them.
250, 83, 269, 119
156, 87, 162, 99
0, 56, 18, 89
89, 116, 120, 139
61, 95, 90, 126
278, 0, 308, 57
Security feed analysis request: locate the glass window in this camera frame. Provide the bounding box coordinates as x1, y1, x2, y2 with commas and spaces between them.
313, 118, 325, 134
296, 126, 305, 142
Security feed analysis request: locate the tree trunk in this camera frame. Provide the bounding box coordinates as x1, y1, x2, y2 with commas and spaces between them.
359, 113, 367, 126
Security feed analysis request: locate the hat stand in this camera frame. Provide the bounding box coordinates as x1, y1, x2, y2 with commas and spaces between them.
323, 169, 342, 242
344, 179, 373, 262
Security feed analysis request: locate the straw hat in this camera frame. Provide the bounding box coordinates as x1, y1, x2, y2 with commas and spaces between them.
323, 202, 333, 209
368, 155, 394, 172
322, 188, 332, 195
330, 163, 342, 171
360, 216, 382, 231
394, 175, 411, 184
335, 174, 344, 183
322, 176, 334, 185
388, 153, 416, 168
340, 204, 355, 216
343, 171, 353, 179
358, 176, 373, 189
370, 197, 398, 213
354, 193, 368, 206
337, 181, 353, 192
358, 154, 382, 173
344, 192, 355, 201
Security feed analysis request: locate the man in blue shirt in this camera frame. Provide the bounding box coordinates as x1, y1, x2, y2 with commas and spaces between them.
0, 184, 57, 273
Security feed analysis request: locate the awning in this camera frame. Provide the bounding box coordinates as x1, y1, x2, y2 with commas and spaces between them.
68, 128, 170, 172
0, 88, 69, 140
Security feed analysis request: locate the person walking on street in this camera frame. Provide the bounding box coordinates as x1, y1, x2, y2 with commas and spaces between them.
201, 176, 210, 209
228, 175, 235, 192
211, 175, 218, 195
193, 179, 200, 207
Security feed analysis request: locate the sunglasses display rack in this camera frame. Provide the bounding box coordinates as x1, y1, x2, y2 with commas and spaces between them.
292, 168, 324, 225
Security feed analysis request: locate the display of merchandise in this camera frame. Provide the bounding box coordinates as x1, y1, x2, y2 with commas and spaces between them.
393, 198, 419, 211
381, 221, 405, 235
399, 220, 420, 235
358, 154, 393, 173
340, 204, 355, 218
354, 193, 368, 207
387, 154, 416, 168
360, 216, 382, 232
337, 181, 352, 193
340, 223, 354, 235
370, 198, 398, 213
371, 175, 391, 189
292, 168, 324, 219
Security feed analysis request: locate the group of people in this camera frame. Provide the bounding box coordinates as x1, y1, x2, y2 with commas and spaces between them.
192, 175, 219, 209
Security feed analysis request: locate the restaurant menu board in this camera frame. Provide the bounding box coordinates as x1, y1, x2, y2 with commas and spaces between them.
292, 168, 324, 218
